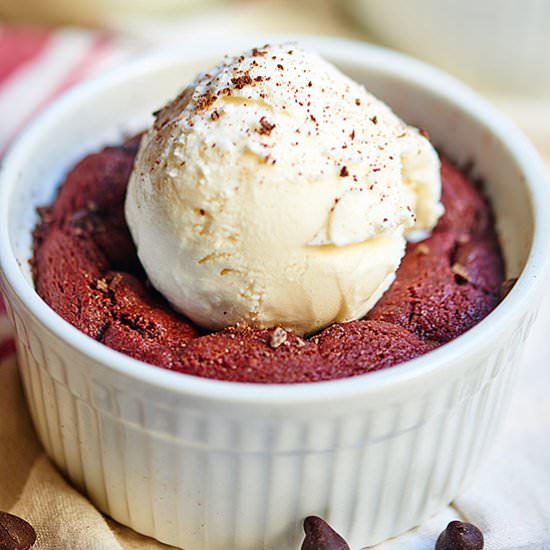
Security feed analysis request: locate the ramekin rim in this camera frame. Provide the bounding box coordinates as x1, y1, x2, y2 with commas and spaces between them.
1, 35, 549, 404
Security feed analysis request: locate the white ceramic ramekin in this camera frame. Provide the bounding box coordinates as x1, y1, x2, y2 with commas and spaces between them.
0, 37, 549, 550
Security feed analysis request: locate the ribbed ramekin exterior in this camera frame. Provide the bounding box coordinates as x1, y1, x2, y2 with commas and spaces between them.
1, 280, 537, 550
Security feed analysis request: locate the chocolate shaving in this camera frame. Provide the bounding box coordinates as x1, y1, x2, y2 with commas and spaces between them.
196, 92, 216, 111
231, 74, 253, 89
339, 166, 349, 177
252, 47, 266, 57
257, 116, 276, 136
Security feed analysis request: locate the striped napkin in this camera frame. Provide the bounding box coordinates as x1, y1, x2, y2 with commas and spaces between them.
0, 25, 139, 155
1, 23, 549, 550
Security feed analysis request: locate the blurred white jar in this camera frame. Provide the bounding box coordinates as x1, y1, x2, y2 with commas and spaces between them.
343, 0, 550, 94
0, 0, 226, 26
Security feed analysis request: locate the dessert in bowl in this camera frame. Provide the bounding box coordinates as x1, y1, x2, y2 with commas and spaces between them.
33, 44, 502, 383
0, 37, 548, 549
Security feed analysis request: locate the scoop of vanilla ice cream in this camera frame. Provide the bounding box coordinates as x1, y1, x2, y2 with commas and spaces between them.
125, 44, 443, 335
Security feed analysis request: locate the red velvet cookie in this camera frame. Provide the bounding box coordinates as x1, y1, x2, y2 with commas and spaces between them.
33, 140, 504, 383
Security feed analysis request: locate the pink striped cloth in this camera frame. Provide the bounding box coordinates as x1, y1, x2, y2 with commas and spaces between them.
0, 25, 138, 155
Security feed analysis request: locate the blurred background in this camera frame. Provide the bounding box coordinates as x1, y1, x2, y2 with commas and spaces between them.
0, 0, 549, 159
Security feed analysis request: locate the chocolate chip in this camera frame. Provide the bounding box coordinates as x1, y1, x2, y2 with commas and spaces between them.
435, 520, 484, 550
301, 516, 350, 550
0, 512, 36, 550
